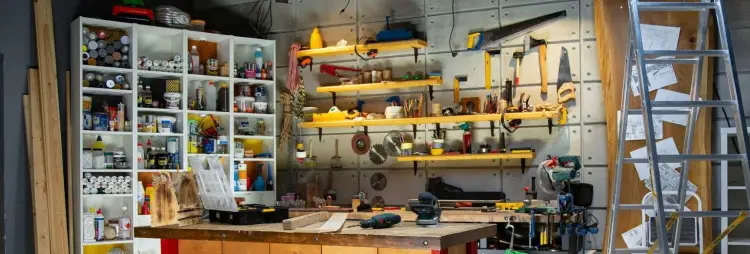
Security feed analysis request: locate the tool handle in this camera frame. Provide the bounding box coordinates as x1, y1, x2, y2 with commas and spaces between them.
514, 58, 521, 86
539, 44, 548, 93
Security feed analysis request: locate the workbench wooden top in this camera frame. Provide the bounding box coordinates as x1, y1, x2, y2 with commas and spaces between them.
290, 209, 554, 223
135, 221, 496, 250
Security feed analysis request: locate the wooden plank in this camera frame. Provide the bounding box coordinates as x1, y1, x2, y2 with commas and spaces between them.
32, 0, 69, 252
397, 152, 534, 162
317, 79, 442, 93
221, 242, 269, 254
270, 244, 321, 254
283, 212, 330, 230
377, 249, 430, 254
26, 69, 52, 254
65, 70, 73, 254
322, 246, 376, 254
289, 210, 548, 223
178, 240, 222, 254
299, 111, 560, 128
297, 39, 427, 58
594, 1, 714, 252
317, 213, 347, 233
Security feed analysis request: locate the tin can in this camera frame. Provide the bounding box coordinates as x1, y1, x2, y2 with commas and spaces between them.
204, 138, 216, 154
93, 113, 109, 131
83, 112, 93, 130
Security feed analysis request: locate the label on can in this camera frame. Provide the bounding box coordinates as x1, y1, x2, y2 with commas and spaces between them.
93, 113, 108, 131
204, 138, 215, 154
83, 112, 93, 130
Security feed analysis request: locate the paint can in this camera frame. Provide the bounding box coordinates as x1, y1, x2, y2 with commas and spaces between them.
93, 112, 109, 131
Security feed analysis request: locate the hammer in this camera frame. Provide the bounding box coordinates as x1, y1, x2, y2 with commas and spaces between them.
525, 36, 548, 93
512, 52, 524, 86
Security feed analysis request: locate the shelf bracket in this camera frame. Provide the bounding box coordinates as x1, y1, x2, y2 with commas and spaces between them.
413, 162, 418, 175
364, 126, 368, 136
521, 158, 527, 175
547, 119, 553, 135
318, 128, 323, 142
413, 48, 419, 63
331, 92, 337, 106
412, 125, 418, 138
490, 121, 496, 137
428, 85, 434, 101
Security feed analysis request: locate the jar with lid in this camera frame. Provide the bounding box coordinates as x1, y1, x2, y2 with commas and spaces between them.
104, 152, 115, 169
112, 151, 128, 169
82, 148, 93, 169
93, 148, 105, 169
257, 120, 266, 136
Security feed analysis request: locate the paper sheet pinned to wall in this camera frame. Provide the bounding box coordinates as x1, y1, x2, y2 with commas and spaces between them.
630, 24, 681, 97
629, 137, 681, 180
653, 89, 701, 126
642, 163, 698, 204
618, 110, 664, 141
622, 223, 647, 249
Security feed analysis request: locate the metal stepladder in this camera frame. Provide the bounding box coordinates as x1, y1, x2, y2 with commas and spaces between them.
608, 1, 750, 253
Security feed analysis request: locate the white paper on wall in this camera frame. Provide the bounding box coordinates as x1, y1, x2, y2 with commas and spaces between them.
629, 24, 681, 97
622, 223, 647, 249
653, 89, 701, 126
618, 110, 664, 141
642, 163, 698, 204
630, 57, 679, 97
629, 137, 681, 180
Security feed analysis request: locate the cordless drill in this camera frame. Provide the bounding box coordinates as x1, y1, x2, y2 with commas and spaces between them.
358, 213, 402, 229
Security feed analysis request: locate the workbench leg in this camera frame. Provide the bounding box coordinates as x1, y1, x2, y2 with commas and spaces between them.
162, 239, 178, 254
431, 249, 449, 254
466, 241, 478, 254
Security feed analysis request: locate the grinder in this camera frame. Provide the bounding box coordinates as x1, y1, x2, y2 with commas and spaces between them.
410, 192, 442, 227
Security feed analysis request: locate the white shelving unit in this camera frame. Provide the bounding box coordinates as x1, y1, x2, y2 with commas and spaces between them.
720, 127, 750, 253
71, 17, 277, 254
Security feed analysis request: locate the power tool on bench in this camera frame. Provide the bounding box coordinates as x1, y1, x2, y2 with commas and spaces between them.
354, 213, 402, 229
537, 156, 581, 195
410, 192, 442, 227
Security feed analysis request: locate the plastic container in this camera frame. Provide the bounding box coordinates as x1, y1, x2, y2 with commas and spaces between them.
82, 148, 93, 169
235, 96, 255, 113
158, 116, 176, 133
385, 106, 404, 119
255, 48, 263, 69
254, 102, 268, 114
164, 92, 181, 109
205, 81, 217, 111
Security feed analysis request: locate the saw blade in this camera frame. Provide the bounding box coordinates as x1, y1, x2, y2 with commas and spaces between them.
369, 144, 388, 165
383, 131, 403, 157
352, 131, 371, 155
557, 47, 572, 85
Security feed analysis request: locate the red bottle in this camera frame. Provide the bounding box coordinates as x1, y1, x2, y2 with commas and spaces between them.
141, 195, 151, 215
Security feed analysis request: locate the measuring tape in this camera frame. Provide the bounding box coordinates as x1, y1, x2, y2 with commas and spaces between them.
647, 212, 679, 254
703, 210, 747, 253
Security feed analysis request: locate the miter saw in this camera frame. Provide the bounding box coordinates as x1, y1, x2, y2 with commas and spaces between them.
536, 156, 581, 195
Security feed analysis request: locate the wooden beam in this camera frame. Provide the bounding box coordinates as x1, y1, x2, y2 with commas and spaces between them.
65, 70, 73, 254
299, 111, 560, 128
317, 213, 348, 233
26, 69, 52, 254
32, 0, 69, 252
282, 212, 330, 230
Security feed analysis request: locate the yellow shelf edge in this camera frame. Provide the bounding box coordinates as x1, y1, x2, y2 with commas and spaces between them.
397, 152, 536, 162
299, 111, 560, 129
297, 39, 428, 58
316, 78, 442, 93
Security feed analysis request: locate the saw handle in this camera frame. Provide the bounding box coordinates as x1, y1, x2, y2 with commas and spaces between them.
539, 44, 548, 93
558, 82, 576, 104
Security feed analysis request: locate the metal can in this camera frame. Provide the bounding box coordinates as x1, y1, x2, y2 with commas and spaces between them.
83, 112, 93, 130
93, 112, 109, 131
204, 138, 215, 154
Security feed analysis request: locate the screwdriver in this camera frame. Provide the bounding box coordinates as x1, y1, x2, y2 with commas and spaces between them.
349, 213, 402, 229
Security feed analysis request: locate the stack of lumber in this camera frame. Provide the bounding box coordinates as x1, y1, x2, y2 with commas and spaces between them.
22, 0, 71, 253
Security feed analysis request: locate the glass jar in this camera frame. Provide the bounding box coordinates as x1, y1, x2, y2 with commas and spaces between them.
82, 148, 93, 169
93, 148, 105, 169
113, 151, 128, 169
104, 152, 114, 169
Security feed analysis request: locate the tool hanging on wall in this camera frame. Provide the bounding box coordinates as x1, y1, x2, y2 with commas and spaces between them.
524, 36, 548, 93
352, 132, 371, 155
383, 131, 404, 157
331, 139, 343, 168
512, 52, 524, 86
305, 140, 318, 168
467, 10, 567, 50
557, 47, 576, 104
453, 76, 468, 104
320, 64, 361, 78
369, 144, 388, 165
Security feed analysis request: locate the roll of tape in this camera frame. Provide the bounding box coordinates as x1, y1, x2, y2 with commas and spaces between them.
120, 36, 130, 45
115, 75, 125, 84
106, 80, 115, 88
87, 58, 97, 66
82, 52, 90, 61
85, 73, 95, 81
113, 61, 121, 68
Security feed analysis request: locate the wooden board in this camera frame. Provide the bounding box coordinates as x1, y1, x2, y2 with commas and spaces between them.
283, 212, 330, 230
317, 213, 347, 233
594, 1, 715, 252
270, 243, 322, 254
321, 246, 376, 254
26, 70, 52, 254
317, 79, 442, 93
297, 39, 427, 58
65, 71, 73, 254
299, 111, 560, 128
179, 240, 222, 254
397, 152, 535, 162
377, 249, 430, 254
135, 222, 496, 250
32, 0, 69, 252
222, 242, 270, 254
289, 210, 550, 223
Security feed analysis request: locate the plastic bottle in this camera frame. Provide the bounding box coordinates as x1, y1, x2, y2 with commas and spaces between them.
218, 83, 229, 112
195, 85, 205, 110
93, 135, 105, 150
137, 143, 145, 169
141, 195, 150, 215
137, 84, 144, 107
143, 86, 153, 108
310, 27, 323, 49
83, 208, 96, 242
118, 206, 131, 240
190, 45, 201, 74
266, 164, 273, 191
94, 208, 105, 241
145, 139, 153, 169
253, 164, 265, 191
255, 48, 264, 69
205, 81, 217, 111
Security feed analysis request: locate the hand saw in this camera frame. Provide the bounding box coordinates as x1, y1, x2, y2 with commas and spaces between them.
467, 10, 567, 51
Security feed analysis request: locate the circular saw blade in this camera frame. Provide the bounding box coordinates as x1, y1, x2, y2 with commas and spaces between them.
369, 144, 388, 165
383, 131, 403, 157
537, 162, 564, 194
352, 131, 371, 155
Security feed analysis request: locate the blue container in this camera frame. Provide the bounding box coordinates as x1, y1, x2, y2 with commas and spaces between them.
83, 112, 93, 130
93, 113, 109, 131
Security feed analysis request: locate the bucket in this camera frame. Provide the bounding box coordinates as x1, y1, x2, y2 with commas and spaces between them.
164, 92, 181, 109
157, 116, 176, 133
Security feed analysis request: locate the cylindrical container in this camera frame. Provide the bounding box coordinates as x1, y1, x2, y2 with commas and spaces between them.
83, 112, 93, 130
164, 92, 181, 109
82, 96, 92, 111
93, 148, 105, 168
432, 139, 445, 149
113, 151, 128, 169
234, 142, 244, 158
374, 70, 383, 82
237, 163, 248, 191
302, 107, 317, 122
370, 70, 377, 83
157, 116, 176, 133
383, 69, 392, 81
257, 120, 266, 135
462, 132, 472, 154
93, 113, 109, 131
82, 148, 93, 169
401, 143, 413, 156
363, 71, 372, 83
254, 102, 268, 114
104, 152, 114, 169
204, 138, 216, 154
235, 96, 255, 113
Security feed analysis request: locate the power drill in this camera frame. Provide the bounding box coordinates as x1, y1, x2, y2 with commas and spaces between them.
358, 213, 401, 229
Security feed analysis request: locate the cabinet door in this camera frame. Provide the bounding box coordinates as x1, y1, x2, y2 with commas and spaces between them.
322, 246, 376, 254
179, 240, 222, 254
223, 242, 270, 254
269, 243, 321, 254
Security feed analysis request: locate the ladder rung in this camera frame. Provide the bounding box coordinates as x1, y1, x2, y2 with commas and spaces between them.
615, 248, 673, 253
651, 101, 737, 108
678, 211, 743, 218
637, 2, 718, 11
617, 204, 679, 210
643, 50, 728, 57
624, 154, 746, 163
644, 58, 699, 64
626, 109, 689, 115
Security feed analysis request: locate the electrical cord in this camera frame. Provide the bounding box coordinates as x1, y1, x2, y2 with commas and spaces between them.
448, 0, 458, 57
713, 84, 740, 152
354, 36, 374, 62
340, 0, 351, 14
264, 0, 273, 38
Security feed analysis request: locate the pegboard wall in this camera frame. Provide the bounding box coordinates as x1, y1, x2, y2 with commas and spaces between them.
199, 0, 606, 248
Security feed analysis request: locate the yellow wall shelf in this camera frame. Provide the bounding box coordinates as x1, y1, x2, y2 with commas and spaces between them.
397, 152, 536, 162
317, 78, 442, 93
297, 39, 428, 58
299, 111, 560, 129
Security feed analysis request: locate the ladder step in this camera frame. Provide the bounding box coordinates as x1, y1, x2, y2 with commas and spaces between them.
626, 109, 689, 115
617, 204, 679, 210
624, 154, 746, 163
644, 58, 699, 64
643, 50, 728, 57
614, 248, 673, 253
651, 101, 737, 108
637, 2, 718, 11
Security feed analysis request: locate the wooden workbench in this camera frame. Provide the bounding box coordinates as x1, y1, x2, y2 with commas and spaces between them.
135, 221, 496, 254
289, 209, 557, 223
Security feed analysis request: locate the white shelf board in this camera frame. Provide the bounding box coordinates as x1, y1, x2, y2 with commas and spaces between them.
187, 153, 230, 157
138, 69, 183, 79
82, 239, 134, 246
81, 17, 132, 29
187, 30, 230, 43
137, 107, 183, 114
729, 237, 750, 246
233, 191, 273, 194
137, 132, 183, 137
233, 135, 275, 140
137, 169, 184, 172
233, 78, 274, 85
728, 186, 746, 190
82, 169, 133, 173
187, 110, 230, 116
82, 130, 133, 136
82, 87, 133, 96
234, 158, 274, 162
83, 194, 133, 198
82, 65, 133, 74
187, 74, 230, 82
233, 112, 275, 118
